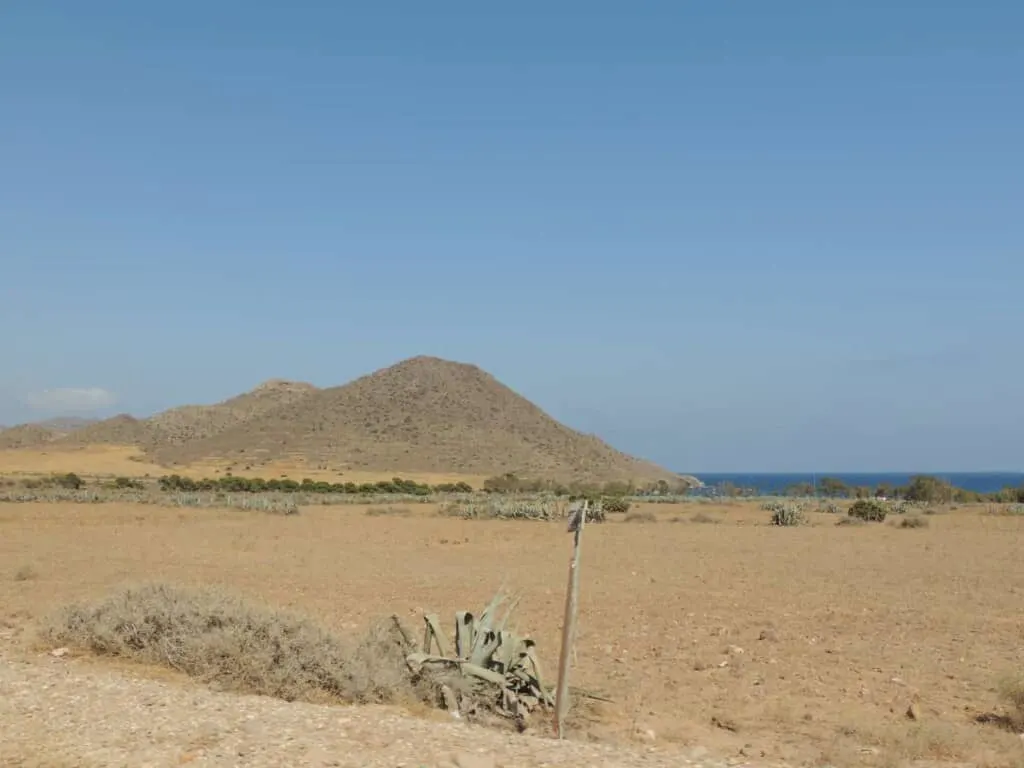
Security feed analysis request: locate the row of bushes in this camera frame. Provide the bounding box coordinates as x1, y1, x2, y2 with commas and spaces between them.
480, 472, 691, 498
780, 474, 1024, 504
157, 474, 474, 496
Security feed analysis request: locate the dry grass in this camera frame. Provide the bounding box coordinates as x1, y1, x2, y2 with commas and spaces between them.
40, 583, 423, 706
836, 516, 867, 526
365, 506, 412, 517
997, 677, 1024, 732
4, 499, 1024, 766
689, 512, 721, 524
623, 510, 657, 523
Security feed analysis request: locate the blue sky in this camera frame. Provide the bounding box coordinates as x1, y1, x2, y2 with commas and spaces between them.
1, 2, 1021, 472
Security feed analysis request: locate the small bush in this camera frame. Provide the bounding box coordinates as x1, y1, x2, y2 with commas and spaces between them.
624, 510, 657, 523
898, 515, 929, 529
602, 497, 631, 514
848, 499, 888, 522
767, 502, 806, 527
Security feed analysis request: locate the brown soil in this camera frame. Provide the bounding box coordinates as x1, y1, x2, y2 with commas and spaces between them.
0, 356, 678, 484
2, 500, 1021, 767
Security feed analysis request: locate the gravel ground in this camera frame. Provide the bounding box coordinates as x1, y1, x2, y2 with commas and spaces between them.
0, 650, 765, 768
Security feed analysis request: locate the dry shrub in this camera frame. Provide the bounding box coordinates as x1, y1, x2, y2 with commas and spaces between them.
624, 510, 657, 524
40, 584, 425, 706
365, 506, 411, 517
14, 564, 39, 581
690, 512, 720, 524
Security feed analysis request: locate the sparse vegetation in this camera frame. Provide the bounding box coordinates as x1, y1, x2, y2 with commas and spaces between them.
439, 497, 608, 523
848, 499, 889, 522
40, 583, 554, 728
365, 506, 411, 517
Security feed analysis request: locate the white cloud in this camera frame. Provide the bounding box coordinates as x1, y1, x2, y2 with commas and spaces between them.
25, 387, 117, 412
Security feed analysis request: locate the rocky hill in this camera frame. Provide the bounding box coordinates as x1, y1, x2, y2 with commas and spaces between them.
1, 357, 679, 484
152, 356, 675, 483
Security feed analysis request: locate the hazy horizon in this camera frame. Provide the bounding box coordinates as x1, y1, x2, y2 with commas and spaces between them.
2, 3, 1021, 472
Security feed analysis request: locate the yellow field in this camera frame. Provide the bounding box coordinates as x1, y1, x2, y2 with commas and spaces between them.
2, 496, 1022, 767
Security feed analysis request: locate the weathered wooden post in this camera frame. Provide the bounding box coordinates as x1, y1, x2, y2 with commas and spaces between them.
554, 498, 587, 738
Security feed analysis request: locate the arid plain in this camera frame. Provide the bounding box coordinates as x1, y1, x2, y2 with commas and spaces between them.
3, 487, 1023, 766
2, 358, 1023, 767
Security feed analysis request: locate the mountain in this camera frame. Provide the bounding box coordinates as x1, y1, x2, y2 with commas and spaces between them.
2, 357, 680, 483
151, 356, 676, 483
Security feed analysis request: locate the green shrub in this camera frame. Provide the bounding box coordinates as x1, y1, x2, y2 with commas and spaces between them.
768, 502, 806, 527
848, 499, 888, 522
602, 497, 631, 514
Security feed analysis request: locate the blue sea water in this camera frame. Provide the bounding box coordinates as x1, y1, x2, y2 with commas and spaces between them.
687, 472, 1024, 495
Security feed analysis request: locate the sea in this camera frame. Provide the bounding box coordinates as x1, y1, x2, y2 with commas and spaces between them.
686, 472, 1024, 496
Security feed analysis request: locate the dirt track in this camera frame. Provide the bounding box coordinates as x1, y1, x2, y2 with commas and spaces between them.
0, 648, 741, 768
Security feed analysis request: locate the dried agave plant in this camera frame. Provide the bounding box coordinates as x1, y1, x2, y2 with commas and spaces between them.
404, 589, 553, 729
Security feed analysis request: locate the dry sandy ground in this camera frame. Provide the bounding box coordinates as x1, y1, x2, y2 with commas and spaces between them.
2, 500, 1023, 767
0, 445, 490, 486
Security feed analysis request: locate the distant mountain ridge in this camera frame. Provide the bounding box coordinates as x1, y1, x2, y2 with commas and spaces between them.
0, 357, 681, 484
0, 417, 99, 449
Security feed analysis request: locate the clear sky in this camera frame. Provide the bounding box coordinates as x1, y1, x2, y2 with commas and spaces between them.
1, 2, 1021, 473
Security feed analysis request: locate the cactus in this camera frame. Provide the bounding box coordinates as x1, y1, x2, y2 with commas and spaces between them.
406, 590, 553, 726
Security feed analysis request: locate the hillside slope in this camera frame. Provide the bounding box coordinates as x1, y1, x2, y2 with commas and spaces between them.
40, 380, 318, 453
155, 356, 676, 483
143, 379, 317, 448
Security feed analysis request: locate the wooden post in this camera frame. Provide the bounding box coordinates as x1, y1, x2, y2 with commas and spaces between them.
554, 499, 587, 738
